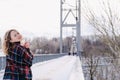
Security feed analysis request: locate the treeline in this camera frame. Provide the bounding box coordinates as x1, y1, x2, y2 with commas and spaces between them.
30, 36, 72, 54
28, 36, 111, 55
82, 36, 110, 57
0, 35, 110, 56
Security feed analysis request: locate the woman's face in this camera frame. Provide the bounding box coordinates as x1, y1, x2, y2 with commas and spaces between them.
10, 30, 22, 42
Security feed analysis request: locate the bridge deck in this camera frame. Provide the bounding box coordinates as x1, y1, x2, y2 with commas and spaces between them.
0, 56, 84, 80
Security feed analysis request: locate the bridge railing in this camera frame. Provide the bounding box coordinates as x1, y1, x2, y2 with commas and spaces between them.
0, 53, 67, 71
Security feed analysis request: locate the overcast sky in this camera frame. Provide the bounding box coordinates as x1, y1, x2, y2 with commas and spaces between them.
0, 0, 95, 39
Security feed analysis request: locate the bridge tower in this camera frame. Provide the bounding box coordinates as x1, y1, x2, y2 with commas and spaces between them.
60, 0, 81, 57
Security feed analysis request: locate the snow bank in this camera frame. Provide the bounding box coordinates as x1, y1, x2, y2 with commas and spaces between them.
69, 57, 84, 80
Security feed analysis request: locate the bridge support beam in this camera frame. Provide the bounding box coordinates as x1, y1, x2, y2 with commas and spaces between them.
60, 0, 81, 58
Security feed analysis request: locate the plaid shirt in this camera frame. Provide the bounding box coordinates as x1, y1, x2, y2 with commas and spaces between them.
3, 42, 33, 80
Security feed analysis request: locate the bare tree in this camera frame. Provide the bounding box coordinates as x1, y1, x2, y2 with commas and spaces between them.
30, 37, 41, 53
30, 37, 48, 53
30, 37, 60, 54
82, 51, 100, 80
63, 37, 72, 53
83, 0, 120, 58
50, 38, 59, 53
82, 37, 100, 80
82, 0, 120, 79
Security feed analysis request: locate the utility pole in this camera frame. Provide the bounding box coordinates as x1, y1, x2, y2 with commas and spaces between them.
60, 0, 81, 57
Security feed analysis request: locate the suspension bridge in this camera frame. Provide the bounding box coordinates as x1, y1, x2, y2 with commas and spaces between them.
0, 0, 85, 80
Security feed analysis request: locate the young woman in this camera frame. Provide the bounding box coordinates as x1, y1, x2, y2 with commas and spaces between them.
2, 29, 33, 80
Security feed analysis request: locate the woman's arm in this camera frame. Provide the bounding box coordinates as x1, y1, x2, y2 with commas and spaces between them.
22, 48, 33, 67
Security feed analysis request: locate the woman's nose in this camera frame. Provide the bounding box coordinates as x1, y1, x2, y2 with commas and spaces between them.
18, 35, 22, 39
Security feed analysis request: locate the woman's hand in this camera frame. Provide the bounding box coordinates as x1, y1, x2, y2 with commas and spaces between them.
21, 39, 30, 48
24, 42, 30, 48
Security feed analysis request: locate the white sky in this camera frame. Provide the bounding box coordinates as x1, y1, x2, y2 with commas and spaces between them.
0, 0, 94, 39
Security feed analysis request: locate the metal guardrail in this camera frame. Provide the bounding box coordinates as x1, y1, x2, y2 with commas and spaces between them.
0, 53, 67, 70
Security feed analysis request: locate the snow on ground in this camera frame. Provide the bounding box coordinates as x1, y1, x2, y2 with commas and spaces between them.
69, 56, 84, 80
0, 55, 84, 80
